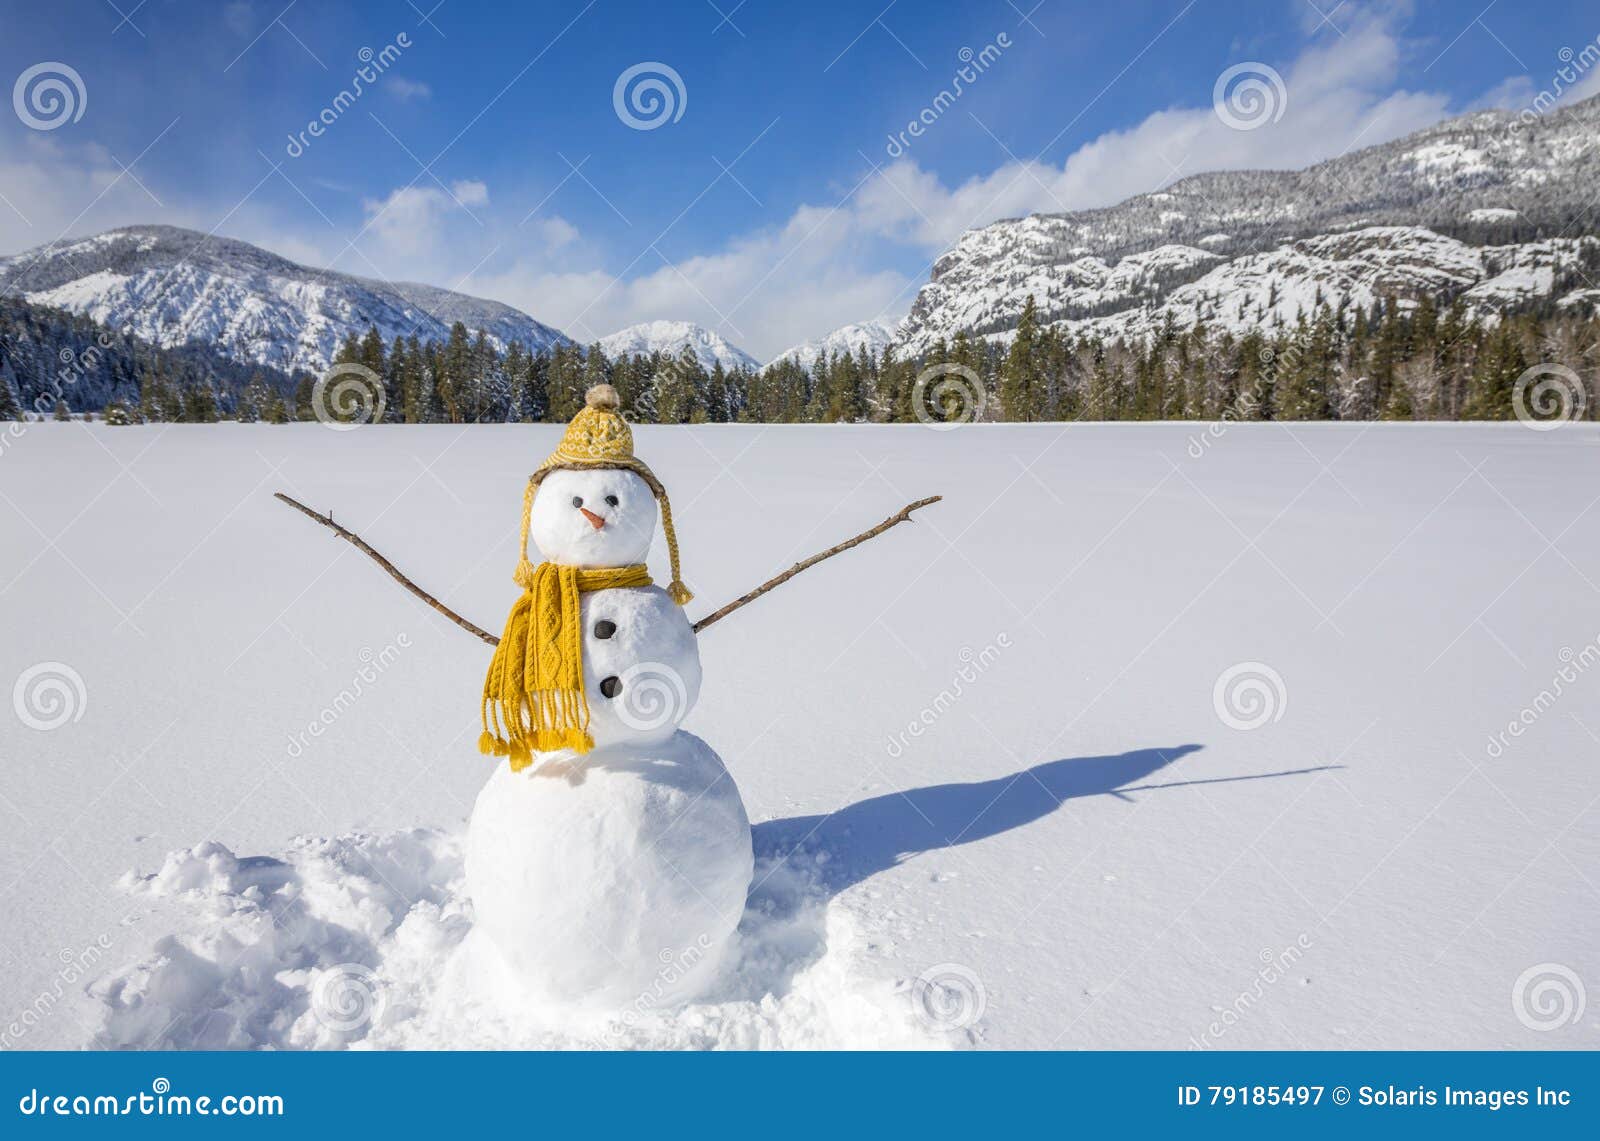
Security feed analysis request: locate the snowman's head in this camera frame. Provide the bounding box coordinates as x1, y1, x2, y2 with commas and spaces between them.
529, 467, 658, 567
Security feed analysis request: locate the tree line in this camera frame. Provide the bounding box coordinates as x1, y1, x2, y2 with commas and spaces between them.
4, 294, 1597, 427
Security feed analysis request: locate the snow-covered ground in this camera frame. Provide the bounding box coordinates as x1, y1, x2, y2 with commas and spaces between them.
1, 421, 1597, 1050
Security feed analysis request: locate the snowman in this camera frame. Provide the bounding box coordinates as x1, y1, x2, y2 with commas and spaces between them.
463, 383, 753, 1009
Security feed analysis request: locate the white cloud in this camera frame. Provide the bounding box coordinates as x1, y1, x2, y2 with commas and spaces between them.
527, 215, 579, 249
1565, 58, 1600, 104
355, 180, 490, 261
387, 76, 432, 101
222, 1, 255, 37
450, 179, 488, 207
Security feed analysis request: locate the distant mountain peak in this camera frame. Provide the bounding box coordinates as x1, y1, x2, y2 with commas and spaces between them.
766, 319, 900, 370
597, 320, 758, 372
0, 225, 570, 375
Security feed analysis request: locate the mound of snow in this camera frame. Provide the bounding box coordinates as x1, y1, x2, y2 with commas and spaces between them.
83, 802, 941, 1049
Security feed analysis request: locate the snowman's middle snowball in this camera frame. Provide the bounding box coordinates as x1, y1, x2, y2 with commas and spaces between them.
579, 584, 701, 750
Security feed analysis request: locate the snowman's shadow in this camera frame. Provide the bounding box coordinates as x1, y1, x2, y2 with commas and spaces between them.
751, 744, 1337, 900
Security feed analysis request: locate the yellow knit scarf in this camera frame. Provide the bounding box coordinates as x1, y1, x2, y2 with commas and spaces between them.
478, 561, 651, 770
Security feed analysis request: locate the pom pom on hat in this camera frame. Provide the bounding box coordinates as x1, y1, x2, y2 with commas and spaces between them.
585, 383, 621, 411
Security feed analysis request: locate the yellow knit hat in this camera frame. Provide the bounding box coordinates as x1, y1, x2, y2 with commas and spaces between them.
520, 383, 692, 605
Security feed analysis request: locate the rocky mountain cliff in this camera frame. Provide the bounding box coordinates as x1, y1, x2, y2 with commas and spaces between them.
897, 94, 1600, 355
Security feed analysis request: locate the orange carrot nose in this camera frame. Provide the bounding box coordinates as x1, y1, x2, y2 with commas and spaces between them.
579, 507, 606, 530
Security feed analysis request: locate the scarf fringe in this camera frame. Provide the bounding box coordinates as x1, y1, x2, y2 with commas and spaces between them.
480, 562, 652, 770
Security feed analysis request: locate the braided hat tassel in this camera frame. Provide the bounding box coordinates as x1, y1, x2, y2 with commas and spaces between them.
657, 489, 693, 606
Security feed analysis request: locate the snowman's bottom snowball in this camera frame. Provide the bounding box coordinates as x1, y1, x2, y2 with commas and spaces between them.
465, 730, 753, 1008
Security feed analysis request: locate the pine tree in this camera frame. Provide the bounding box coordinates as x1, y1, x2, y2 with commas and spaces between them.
0, 372, 20, 421
999, 295, 1040, 420
400, 335, 429, 423
1380, 376, 1415, 420
385, 336, 406, 422
1463, 321, 1526, 419
438, 322, 471, 422
359, 325, 386, 379
654, 348, 702, 424
182, 381, 219, 423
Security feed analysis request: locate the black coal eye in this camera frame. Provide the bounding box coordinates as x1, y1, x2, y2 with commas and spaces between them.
593, 619, 616, 639
605, 495, 619, 507
571, 496, 583, 508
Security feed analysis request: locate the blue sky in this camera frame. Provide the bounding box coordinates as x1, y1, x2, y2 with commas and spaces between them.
2, 0, 1598, 357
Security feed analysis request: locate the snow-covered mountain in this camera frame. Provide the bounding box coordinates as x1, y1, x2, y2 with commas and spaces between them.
766, 319, 900, 371
596, 319, 759, 372
0, 225, 570, 375
898, 94, 1600, 355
